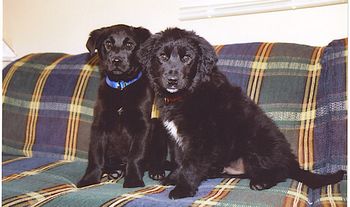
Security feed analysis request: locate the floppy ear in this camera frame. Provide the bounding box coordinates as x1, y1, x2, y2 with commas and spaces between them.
137, 34, 160, 70
193, 35, 218, 82
133, 27, 152, 44
86, 28, 104, 56
197, 36, 218, 75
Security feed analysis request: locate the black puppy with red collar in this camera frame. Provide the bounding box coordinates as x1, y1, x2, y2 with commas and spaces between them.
139, 28, 345, 199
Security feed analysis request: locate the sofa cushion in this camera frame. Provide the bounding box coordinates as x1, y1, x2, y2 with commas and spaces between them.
3, 53, 99, 160
2, 39, 347, 206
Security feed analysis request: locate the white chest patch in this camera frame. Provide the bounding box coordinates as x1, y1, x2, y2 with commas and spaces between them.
163, 120, 184, 150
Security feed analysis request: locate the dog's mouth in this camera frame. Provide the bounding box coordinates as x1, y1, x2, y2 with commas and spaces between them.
106, 67, 139, 81
162, 78, 189, 94
111, 69, 124, 75
165, 82, 182, 94
166, 88, 179, 93
109, 64, 128, 74
106, 70, 127, 80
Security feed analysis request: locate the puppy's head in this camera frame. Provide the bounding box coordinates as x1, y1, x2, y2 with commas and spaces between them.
138, 28, 217, 95
87, 24, 151, 80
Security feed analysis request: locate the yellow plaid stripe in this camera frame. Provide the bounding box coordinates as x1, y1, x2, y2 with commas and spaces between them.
2, 160, 70, 182
247, 43, 274, 103
2, 184, 75, 207
64, 55, 99, 161
298, 47, 324, 170
214, 45, 224, 54
2, 157, 28, 165
101, 185, 168, 207
283, 181, 310, 207
23, 55, 70, 157
191, 178, 239, 207
2, 54, 34, 103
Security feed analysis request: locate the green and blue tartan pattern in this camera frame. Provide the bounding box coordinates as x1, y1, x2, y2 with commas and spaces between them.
2, 39, 347, 207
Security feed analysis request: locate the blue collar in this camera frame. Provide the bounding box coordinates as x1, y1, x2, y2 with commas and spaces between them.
105, 71, 143, 90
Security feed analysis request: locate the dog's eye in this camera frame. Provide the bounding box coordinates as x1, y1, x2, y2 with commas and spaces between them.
159, 54, 169, 61
125, 42, 134, 50
182, 55, 192, 63
105, 40, 113, 50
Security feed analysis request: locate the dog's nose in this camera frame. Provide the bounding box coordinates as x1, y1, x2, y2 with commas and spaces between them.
112, 57, 122, 65
167, 77, 178, 86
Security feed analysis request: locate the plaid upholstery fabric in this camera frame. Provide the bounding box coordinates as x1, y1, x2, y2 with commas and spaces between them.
2, 39, 347, 206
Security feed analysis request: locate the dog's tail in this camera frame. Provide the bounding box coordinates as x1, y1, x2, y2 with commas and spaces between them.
289, 165, 345, 189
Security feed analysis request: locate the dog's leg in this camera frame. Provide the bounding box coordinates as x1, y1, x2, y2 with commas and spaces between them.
243, 145, 291, 190
242, 154, 286, 190
161, 141, 182, 186
77, 129, 107, 188
168, 162, 207, 199
123, 146, 146, 188
123, 130, 147, 188
123, 158, 145, 187
168, 146, 211, 199
147, 118, 168, 180
162, 168, 180, 186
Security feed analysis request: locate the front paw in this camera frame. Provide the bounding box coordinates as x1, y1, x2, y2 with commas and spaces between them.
169, 185, 196, 199
123, 177, 145, 188
161, 175, 177, 186
77, 177, 100, 188
249, 180, 274, 190
107, 170, 124, 180
161, 170, 179, 185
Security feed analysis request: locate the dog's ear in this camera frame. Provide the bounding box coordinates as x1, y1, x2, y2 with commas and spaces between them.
195, 35, 218, 77
186, 33, 218, 93
137, 34, 160, 69
133, 27, 152, 44
86, 28, 104, 56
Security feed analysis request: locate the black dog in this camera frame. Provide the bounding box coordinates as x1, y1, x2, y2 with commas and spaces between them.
138, 28, 345, 199
77, 24, 167, 188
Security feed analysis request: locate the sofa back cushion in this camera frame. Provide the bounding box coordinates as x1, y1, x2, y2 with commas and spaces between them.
215, 39, 347, 173
2, 39, 347, 172
3, 53, 100, 160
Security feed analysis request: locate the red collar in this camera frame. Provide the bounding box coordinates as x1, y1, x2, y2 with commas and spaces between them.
164, 95, 183, 105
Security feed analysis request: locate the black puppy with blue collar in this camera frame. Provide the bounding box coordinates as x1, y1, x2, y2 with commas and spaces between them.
77, 24, 168, 188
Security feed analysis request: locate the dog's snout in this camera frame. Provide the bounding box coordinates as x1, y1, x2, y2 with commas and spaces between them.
167, 76, 178, 86
112, 57, 122, 65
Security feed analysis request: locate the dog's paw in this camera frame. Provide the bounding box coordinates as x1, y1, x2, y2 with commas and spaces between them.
123, 178, 145, 188
161, 176, 177, 186
77, 178, 100, 188
249, 180, 274, 191
161, 170, 179, 185
168, 185, 196, 199
149, 170, 165, 181
107, 170, 124, 180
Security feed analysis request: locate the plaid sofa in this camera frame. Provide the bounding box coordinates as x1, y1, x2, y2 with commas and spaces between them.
2, 39, 347, 207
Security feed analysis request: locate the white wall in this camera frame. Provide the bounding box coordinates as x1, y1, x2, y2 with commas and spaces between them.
3, 0, 348, 58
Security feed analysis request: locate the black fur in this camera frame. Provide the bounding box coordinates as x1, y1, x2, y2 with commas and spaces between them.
139, 28, 345, 199
77, 24, 167, 188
